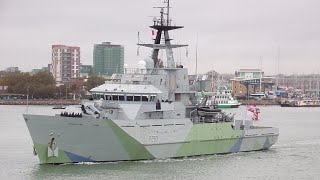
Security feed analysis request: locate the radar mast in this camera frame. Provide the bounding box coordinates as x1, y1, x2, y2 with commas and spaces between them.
138, 0, 188, 68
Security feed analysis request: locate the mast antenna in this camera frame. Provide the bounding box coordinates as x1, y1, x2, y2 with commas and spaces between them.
195, 33, 198, 75
139, 0, 187, 68
165, 0, 170, 26
137, 32, 140, 56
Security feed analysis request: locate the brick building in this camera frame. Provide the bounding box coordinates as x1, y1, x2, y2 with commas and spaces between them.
231, 69, 275, 97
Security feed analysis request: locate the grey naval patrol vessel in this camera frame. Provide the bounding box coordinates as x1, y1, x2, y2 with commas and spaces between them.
23, 0, 279, 164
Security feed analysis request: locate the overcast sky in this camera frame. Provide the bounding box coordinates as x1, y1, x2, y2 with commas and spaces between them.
1, 0, 320, 75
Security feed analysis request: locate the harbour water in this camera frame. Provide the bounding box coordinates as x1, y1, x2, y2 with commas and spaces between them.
1, 105, 320, 179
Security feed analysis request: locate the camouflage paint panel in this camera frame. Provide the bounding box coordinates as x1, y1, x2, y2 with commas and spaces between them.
176, 123, 244, 156
34, 143, 71, 164
262, 137, 271, 149
25, 114, 132, 163
254, 141, 263, 150
217, 105, 232, 108
107, 120, 155, 160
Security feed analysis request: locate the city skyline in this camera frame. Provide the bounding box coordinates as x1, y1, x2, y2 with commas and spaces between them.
50, 45, 81, 83
93, 42, 124, 76
1, 0, 320, 75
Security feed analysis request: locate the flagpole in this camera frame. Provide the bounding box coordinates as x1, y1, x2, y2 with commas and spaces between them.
260, 56, 262, 94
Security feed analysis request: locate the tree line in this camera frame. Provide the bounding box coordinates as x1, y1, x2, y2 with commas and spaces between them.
0, 72, 106, 99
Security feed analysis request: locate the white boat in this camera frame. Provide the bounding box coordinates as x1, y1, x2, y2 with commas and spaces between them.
200, 86, 241, 108
280, 98, 320, 107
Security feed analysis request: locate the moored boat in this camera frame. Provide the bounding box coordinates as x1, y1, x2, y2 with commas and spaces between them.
280, 99, 320, 107
200, 86, 241, 108
52, 105, 66, 109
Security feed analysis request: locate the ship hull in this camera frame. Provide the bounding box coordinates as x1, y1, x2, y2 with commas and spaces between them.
23, 114, 278, 164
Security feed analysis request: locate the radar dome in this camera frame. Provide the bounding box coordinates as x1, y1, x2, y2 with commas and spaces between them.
124, 64, 128, 68
144, 57, 154, 69
137, 60, 146, 69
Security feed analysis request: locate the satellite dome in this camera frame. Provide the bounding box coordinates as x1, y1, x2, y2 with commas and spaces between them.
144, 57, 154, 69
124, 64, 128, 68
137, 60, 146, 69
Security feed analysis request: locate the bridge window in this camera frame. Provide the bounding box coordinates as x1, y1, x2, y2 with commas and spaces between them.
93, 93, 104, 100
126, 95, 133, 101
105, 95, 112, 100
134, 95, 141, 101
112, 95, 118, 101
119, 95, 125, 101
142, 95, 149, 101
150, 95, 156, 102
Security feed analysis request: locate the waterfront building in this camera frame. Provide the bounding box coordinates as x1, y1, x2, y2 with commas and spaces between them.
276, 74, 320, 97
231, 69, 275, 98
31, 66, 49, 75
50, 45, 81, 83
0, 67, 20, 78
5, 67, 20, 73
0, 82, 26, 99
93, 42, 124, 76
189, 70, 220, 92
0, 82, 8, 94
235, 69, 264, 79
